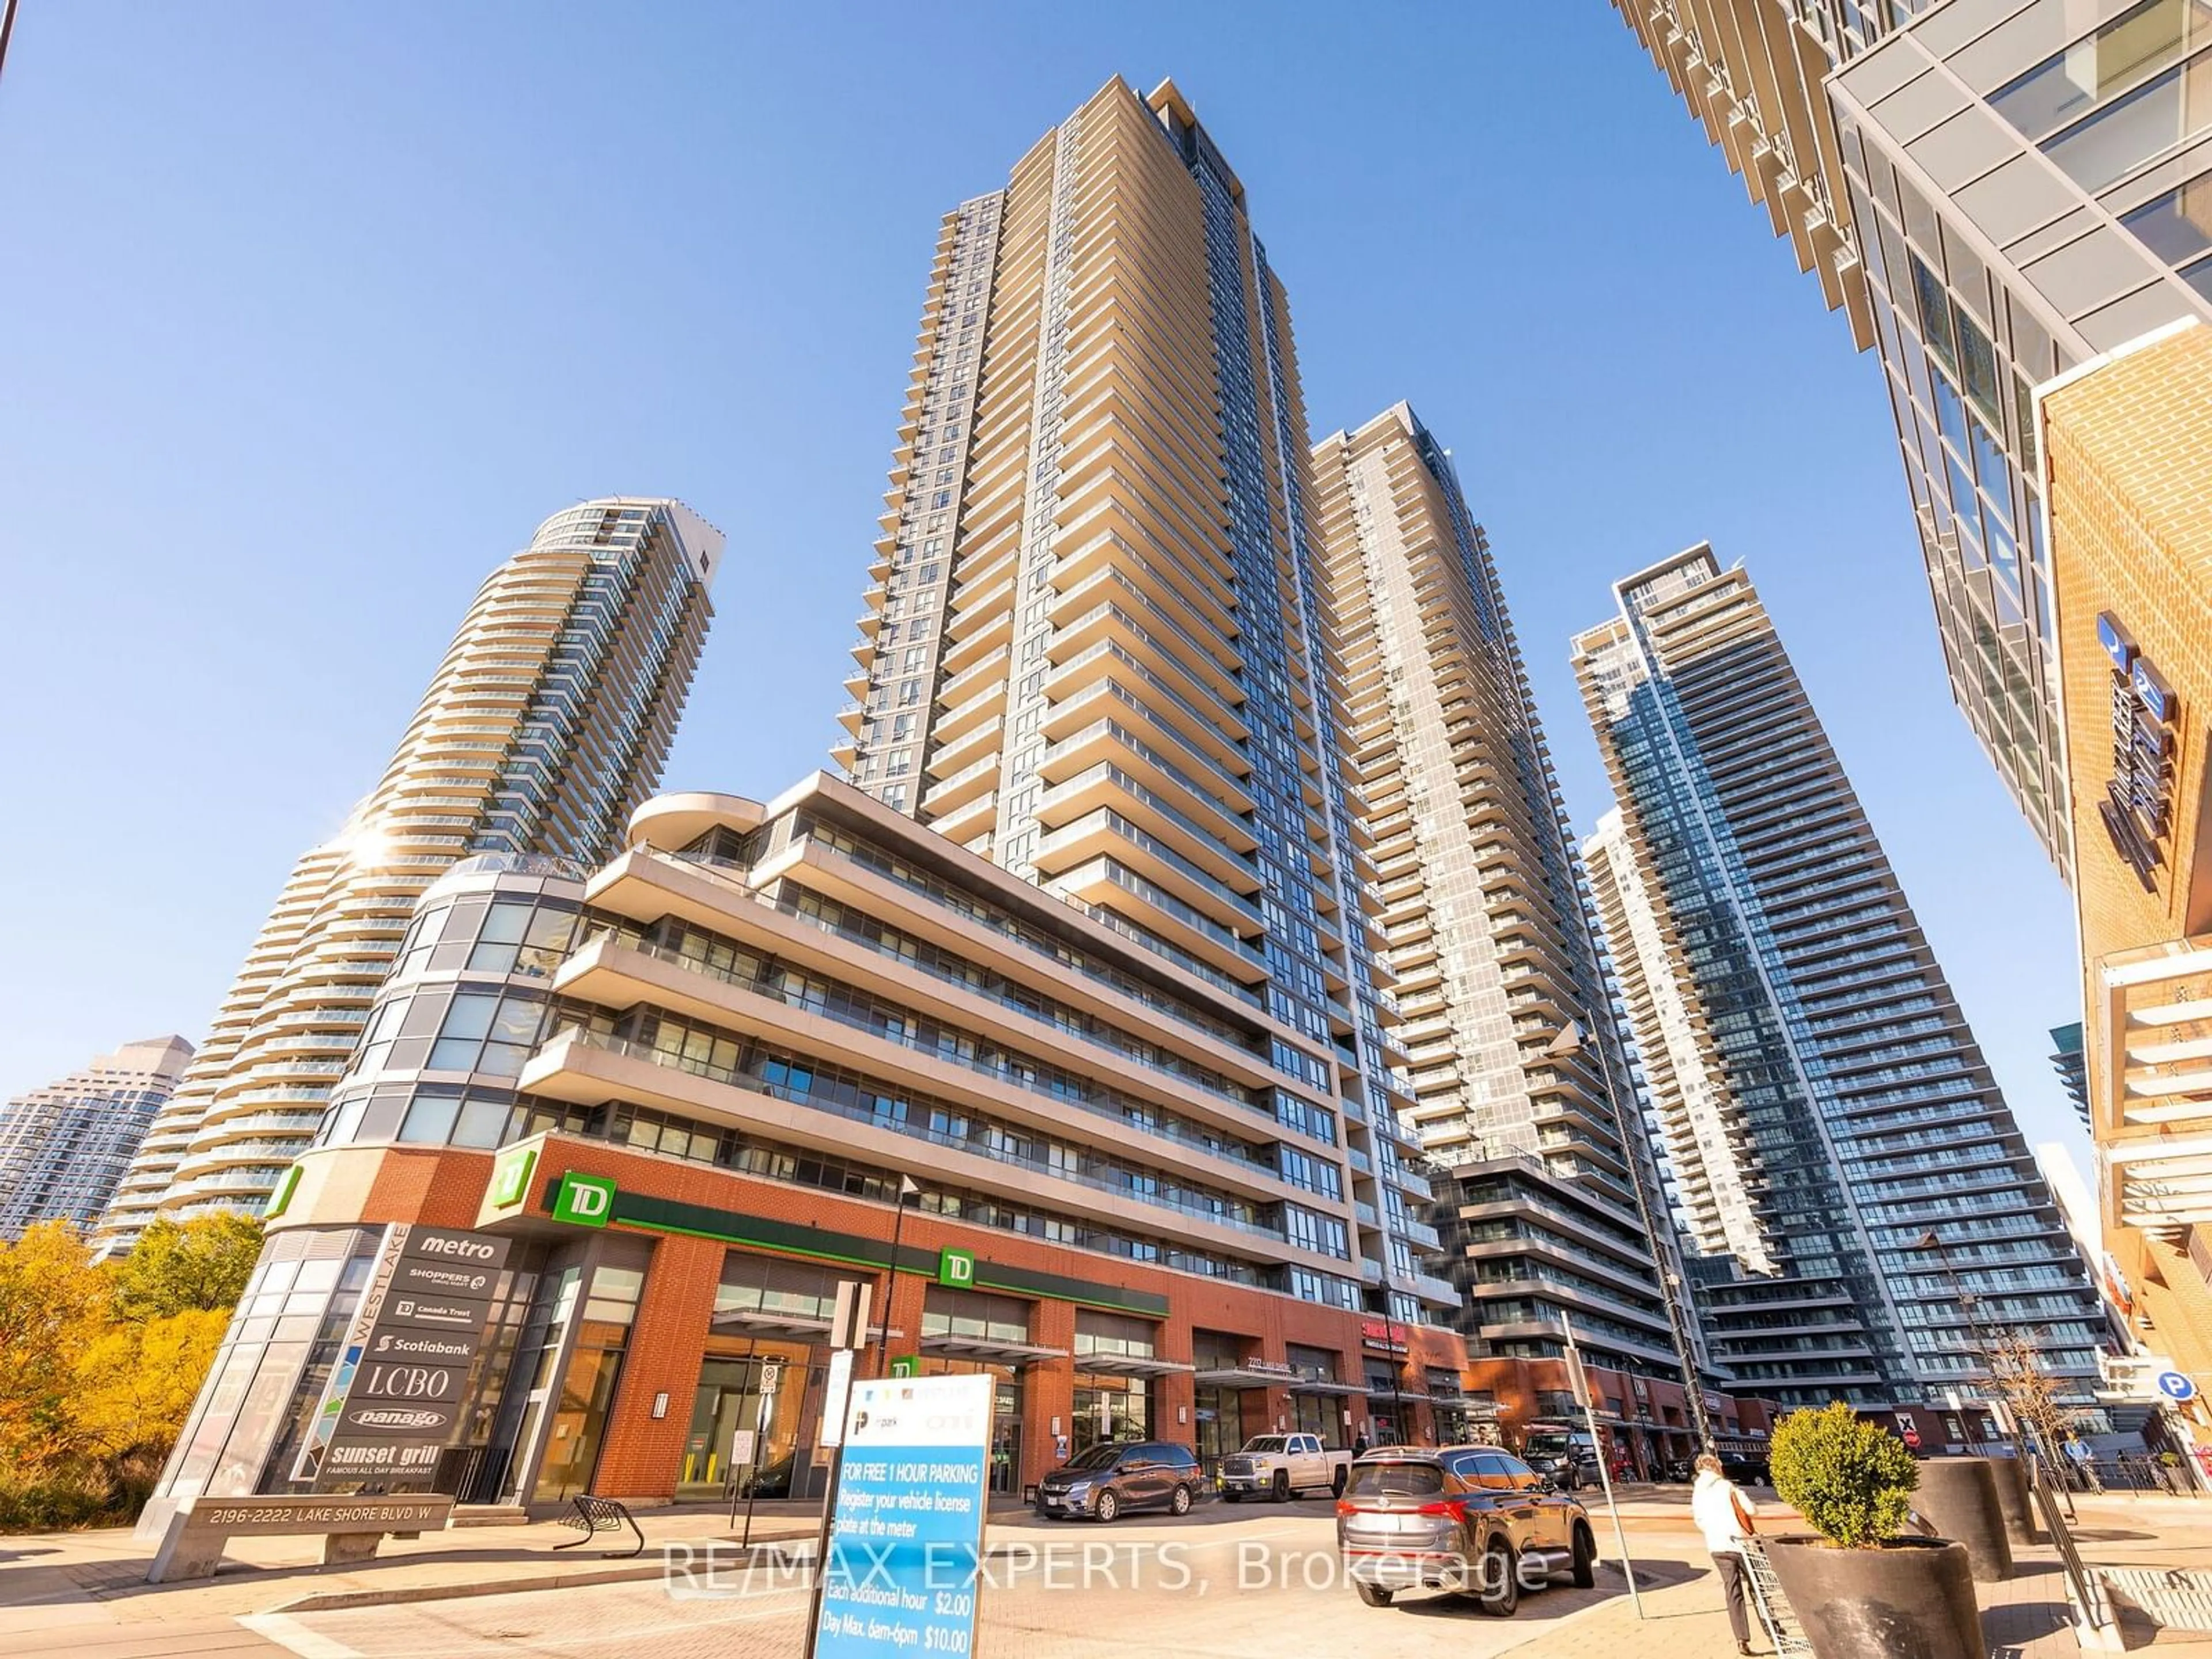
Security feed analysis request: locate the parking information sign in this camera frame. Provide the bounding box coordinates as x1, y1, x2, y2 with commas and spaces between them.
2158, 1371, 2198, 1403
812, 1373, 993, 1659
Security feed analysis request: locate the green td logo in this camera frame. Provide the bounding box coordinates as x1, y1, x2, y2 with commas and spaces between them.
552, 1172, 616, 1228
889, 1355, 921, 1379
264, 1162, 302, 1221
488, 1144, 539, 1211
937, 1247, 975, 1287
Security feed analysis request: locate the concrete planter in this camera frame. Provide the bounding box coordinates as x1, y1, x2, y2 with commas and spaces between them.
1912, 1457, 2014, 1580
1763, 1535, 1982, 1659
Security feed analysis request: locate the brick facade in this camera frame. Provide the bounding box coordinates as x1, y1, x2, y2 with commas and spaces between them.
2043, 321, 2212, 1391
276, 1131, 1483, 1503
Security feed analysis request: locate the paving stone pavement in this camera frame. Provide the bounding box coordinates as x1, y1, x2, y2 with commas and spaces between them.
5, 1490, 2212, 1658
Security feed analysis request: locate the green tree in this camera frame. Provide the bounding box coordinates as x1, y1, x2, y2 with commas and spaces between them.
1770, 1401, 1919, 1548
109, 1214, 262, 1322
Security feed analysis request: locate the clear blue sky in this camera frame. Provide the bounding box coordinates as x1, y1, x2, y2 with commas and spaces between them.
0, 3, 2089, 1162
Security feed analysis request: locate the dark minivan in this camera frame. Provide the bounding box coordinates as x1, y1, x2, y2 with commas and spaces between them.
1035, 1440, 1202, 1522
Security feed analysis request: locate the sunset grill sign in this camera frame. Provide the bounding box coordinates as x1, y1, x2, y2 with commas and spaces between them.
2096, 613, 2178, 893
291, 1224, 511, 1490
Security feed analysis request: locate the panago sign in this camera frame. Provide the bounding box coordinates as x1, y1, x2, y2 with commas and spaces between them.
292, 1224, 511, 1490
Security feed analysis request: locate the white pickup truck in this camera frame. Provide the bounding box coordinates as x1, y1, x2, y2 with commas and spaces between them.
1218, 1433, 1354, 1501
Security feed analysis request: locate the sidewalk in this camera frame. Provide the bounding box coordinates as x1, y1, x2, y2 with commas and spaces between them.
0, 1500, 823, 1639
1516, 1493, 2212, 1658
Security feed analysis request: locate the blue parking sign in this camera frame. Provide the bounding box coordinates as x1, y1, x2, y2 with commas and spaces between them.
2157, 1372, 2196, 1403
813, 1373, 994, 1659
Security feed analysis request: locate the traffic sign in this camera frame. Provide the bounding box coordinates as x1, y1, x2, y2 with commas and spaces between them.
2157, 1371, 2197, 1403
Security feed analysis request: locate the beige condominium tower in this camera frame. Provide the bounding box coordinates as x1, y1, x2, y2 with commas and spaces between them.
831, 76, 1453, 1325
96, 499, 719, 1251
1309, 404, 1694, 1397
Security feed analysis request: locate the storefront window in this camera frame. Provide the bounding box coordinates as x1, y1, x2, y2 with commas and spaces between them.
679, 1341, 814, 1500
1073, 1374, 1150, 1453
528, 1250, 646, 1503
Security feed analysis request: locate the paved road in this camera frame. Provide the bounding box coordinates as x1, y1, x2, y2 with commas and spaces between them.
247, 1505, 1660, 1659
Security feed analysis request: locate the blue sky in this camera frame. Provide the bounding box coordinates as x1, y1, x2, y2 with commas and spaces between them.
0, 3, 2088, 1161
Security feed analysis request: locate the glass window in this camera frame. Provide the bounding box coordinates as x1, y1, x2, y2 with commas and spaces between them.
1910, 254, 1957, 376
429, 991, 498, 1069
2044, 50, 2212, 190
1346, 1460, 1444, 1500
453, 1096, 510, 1147
1970, 414, 2012, 504
1991, 0, 2212, 141
1930, 365, 1971, 459
2121, 168, 2212, 264
1955, 307, 2002, 422
399, 1090, 461, 1143
480, 902, 532, 945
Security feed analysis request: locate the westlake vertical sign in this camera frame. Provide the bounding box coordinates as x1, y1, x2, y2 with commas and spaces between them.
293, 1225, 510, 1490
2096, 612, 2179, 892
812, 1373, 993, 1659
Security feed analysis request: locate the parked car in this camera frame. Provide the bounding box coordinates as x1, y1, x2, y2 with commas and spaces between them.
1336, 1445, 1597, 1616
1219, 1433, 1354, 1502
1035, 1440, 1202, 1522
1519, 1423, 1603, 1491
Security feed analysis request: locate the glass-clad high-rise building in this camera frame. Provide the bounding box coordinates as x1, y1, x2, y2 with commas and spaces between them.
1573, 545, 2103, 1408
98, 499, 719, 1251
1610, 0, 2212, 877
831, 77, 1449, 1323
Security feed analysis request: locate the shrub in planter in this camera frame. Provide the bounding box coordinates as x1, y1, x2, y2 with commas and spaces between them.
1762, 1404, 1983, 1659
1770, 1402, 1916, 1545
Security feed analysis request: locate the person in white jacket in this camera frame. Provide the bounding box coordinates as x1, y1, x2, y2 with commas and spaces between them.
1691, 1453, 1762, 1654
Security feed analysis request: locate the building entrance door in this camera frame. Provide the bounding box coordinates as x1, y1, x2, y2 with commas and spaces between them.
676, 1343, 811, 1500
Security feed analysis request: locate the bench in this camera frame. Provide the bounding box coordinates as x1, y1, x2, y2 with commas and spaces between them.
555, 1493, 645, 1559
145, 1494, 456, 1584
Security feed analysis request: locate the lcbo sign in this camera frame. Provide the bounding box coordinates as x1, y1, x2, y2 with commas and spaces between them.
293, 1224, 511, 1488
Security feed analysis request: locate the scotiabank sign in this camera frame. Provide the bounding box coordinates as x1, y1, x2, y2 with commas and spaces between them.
293, 1225, 510, 1489
2096, 612, 2179, 892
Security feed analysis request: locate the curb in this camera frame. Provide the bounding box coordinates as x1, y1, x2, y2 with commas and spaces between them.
269, 1539, 813, 1615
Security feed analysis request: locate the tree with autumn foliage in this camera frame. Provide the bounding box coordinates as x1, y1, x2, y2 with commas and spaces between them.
0, 1215, 262, 1529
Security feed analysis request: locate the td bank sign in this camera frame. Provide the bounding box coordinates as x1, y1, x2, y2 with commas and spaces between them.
551, 1172, 616, 1228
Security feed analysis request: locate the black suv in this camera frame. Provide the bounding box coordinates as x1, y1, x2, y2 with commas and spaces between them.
1035, 1441, 1202, 1522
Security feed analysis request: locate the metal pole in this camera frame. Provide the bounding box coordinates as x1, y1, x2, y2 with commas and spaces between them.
874, 1196, 908, 1380
872, 1176, 918, 1381
1548, 1017, 1714, 1449
0, 0, 18, 87
800, 1285, 868, 1659
1567, 1315, 1641, 1619
1382, 1279, 1408, 1445
728, 1332, 758, 1533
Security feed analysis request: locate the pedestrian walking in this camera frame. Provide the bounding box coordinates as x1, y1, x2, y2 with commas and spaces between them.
1352, 1431, 1370, 1457
1692, 1452, 1763, 1656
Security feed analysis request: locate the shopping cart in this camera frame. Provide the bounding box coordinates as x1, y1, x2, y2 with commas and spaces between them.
1740, 1537, 1813, 1656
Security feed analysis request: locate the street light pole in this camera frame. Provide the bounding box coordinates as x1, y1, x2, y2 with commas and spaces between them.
1380, 1277, 1409, 1445
872, 1175, 922, 1379
1914, 1229, 1993, 1432
1546, 1019, 1715, 1449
